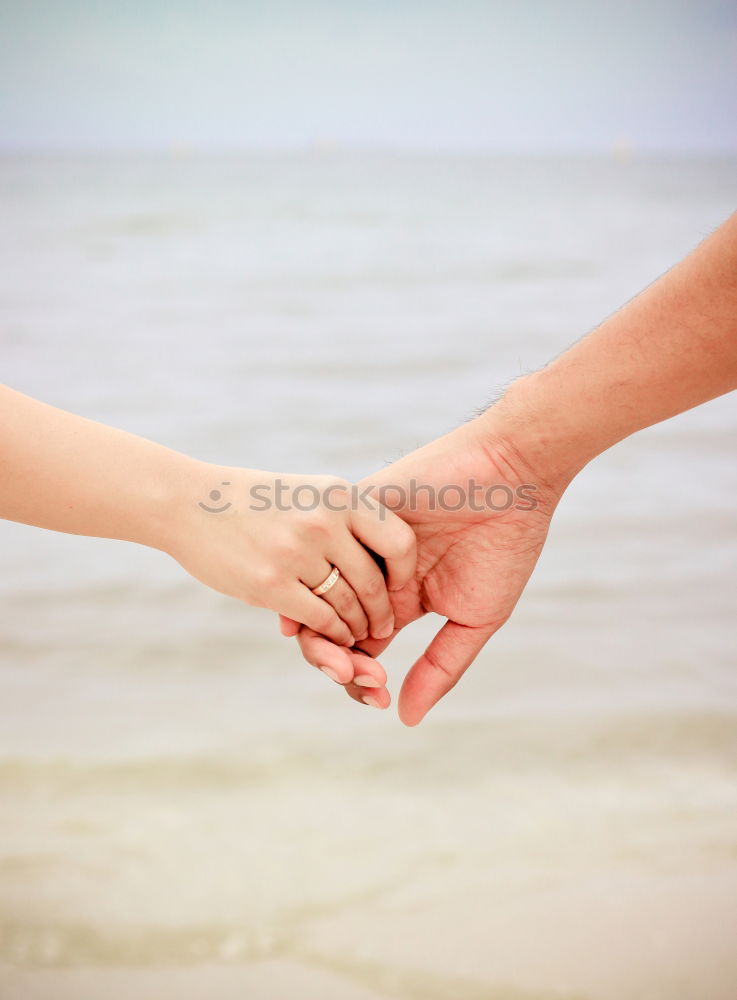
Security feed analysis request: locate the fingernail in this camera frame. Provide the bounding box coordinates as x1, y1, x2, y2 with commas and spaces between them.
362, 695, 383, 709
354, 675, 377, 688
319, 666, 341, 683
356, 631, 369, 642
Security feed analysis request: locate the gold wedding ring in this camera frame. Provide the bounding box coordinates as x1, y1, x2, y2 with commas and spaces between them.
312, 565, 340, 596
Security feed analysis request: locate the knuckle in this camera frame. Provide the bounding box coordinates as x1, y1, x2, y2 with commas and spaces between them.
362, 573, 387, 600
332, 589, 356, 616
424, 647, 456, 683
254, 565, 282, 592
272, 533, 300, 562
295, 508, 331, 537
325, 476, 350, 493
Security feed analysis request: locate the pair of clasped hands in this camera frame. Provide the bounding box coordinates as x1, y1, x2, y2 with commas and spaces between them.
0, 380, 554, 728
272, 418, 554, 724
3, 213, 736, 724
200, 414, 554, 726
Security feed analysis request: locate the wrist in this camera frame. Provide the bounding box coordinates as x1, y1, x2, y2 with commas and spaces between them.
157, 460, 268, 560
139, 452, 218, 555
476, 369, 601, 497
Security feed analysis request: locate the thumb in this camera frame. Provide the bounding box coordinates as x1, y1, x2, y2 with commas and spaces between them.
398, 619, 497, 727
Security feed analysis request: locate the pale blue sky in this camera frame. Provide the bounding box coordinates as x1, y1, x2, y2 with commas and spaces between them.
0, 0, 735, 152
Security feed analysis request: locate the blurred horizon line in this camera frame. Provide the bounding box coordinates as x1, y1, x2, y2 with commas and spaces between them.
1, 142, 736, 161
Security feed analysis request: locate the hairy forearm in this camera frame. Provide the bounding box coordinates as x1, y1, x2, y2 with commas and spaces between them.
0, 386, 198, 550
490, 212, 737, 487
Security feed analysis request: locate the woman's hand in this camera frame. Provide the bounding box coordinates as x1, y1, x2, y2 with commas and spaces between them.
166, 467, 417, 647
0, 388, 415, 647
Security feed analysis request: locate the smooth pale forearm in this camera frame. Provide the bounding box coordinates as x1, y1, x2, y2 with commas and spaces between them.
0, 387, 414, 647
0, 385, 200, 550
488, 212, 737, 488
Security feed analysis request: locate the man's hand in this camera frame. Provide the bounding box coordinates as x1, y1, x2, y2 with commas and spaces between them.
285, 414, 562, 726
288, 214, 737, 725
